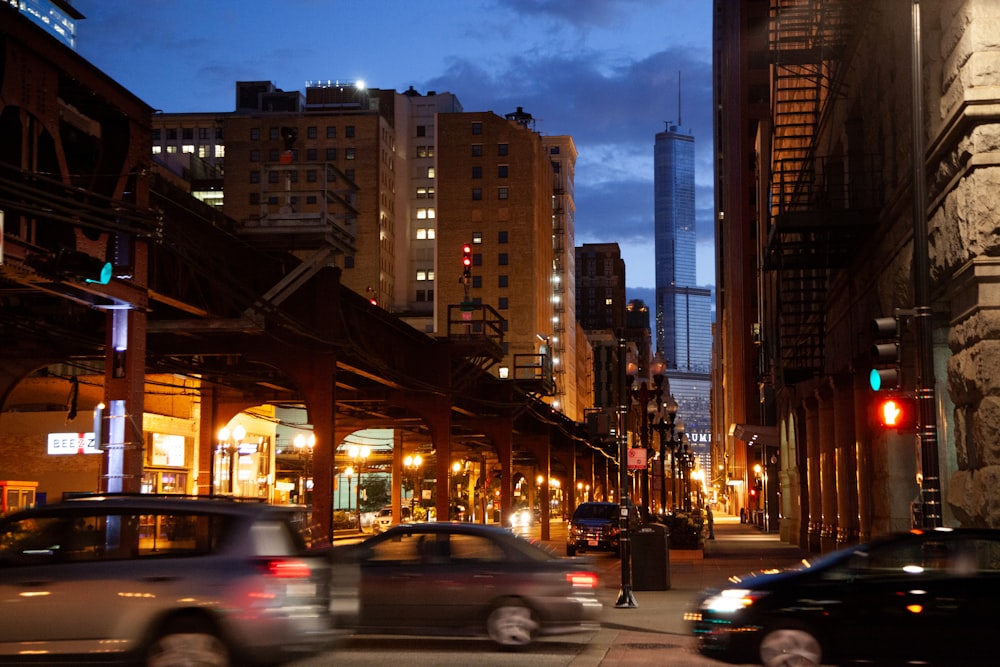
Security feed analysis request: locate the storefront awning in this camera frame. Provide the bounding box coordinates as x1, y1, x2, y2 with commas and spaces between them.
729, 423, 778, 446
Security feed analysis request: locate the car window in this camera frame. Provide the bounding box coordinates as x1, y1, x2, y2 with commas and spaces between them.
249, 519, 298, 556
367, 531, 423, 563
574, 504, 616, 520
449, 533, 504, 562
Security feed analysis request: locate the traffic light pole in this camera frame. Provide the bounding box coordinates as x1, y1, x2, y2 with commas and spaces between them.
615, 333, 637, 608
910, 0, 942, 528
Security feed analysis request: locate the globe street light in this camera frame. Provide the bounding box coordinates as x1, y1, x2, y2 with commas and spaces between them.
293, 433, 316, 505
348, 444, 370, 532
404, 454, 423, 517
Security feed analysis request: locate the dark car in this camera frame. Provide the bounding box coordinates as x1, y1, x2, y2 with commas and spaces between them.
691, 527, 1000, 667
343, 522, 602, 647
566, 501, 638, 557
0, 494, 340, 666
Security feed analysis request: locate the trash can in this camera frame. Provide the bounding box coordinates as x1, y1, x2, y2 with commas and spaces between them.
630, 522, 670, 590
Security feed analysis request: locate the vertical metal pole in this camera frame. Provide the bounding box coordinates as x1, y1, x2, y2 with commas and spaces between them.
911, 0, 942, 528
615, 334, 637, 608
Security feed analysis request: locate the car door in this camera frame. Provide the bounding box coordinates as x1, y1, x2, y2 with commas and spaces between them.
358, 529, 430, 629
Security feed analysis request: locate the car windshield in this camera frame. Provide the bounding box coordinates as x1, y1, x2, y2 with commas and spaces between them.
574, 504, 617, 520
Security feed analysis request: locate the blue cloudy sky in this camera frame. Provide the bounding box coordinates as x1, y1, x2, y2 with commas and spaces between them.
73, 0, 715, 299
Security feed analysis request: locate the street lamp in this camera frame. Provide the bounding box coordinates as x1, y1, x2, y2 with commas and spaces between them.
348, 444, 370, 532
404, 454, 423, 517
216, 424, 246, 495
657, 395, 679, 513
625, 354, 666, 510
293, 433, 316, 505
344, 465, 355, 519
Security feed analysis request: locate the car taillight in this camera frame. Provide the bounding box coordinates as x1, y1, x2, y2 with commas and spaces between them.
566, 571, 599, 589
258, 557, 312, 579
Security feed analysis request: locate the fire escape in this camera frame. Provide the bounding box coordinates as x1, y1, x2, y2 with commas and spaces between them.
764, 0, 877, 386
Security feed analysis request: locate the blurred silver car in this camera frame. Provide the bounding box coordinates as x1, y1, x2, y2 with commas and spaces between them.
0, 494, 338, 665
343, 522, 602, 647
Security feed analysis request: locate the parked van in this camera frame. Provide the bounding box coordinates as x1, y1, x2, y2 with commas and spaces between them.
372, 505, 410, 534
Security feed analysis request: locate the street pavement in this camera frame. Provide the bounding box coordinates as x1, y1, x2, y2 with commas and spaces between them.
526, 512, 808, 666
325, 512, 809, 666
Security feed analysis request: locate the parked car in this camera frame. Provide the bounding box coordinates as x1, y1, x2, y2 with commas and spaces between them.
342, 522, 602, 647
0, 494, 340, 666
371, 505, 411, 534
566, 501, 638, 557
691, 527, 1000, 667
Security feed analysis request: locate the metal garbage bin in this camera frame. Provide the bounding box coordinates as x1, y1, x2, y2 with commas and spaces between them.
630, 522, 670, 590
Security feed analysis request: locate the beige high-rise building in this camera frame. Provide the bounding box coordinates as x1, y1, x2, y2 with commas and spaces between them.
436, 108, 585, 419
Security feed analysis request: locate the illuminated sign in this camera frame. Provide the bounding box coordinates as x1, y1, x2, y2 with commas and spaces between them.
151, 433, 186, 467
48, 432, 99, 455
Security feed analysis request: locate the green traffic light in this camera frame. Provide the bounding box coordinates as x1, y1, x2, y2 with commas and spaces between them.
869, 368, 882, 391
85, 261, 113, 285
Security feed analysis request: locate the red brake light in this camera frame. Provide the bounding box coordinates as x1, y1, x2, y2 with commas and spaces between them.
566, 571, 599, 588
260, 558, 312, 579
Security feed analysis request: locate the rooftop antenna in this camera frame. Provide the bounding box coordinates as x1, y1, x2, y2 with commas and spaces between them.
678, 70, 682, 128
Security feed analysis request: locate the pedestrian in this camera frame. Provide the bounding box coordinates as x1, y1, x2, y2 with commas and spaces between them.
740, 506, 747, 524
707, 505, 715, 540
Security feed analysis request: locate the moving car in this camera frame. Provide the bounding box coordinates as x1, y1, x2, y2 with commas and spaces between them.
0, 494, 339, 665
690, 527, 1000, 667
344, 522, 602, 647
566, 501, 636, 556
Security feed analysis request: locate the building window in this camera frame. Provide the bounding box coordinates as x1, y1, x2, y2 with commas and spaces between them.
498, 297, 509, 310
417, 145, 434, 158
498, 187, 509, 200
166, 128, 177, 141
473, 253, 482, 267
268, 171, 279, 184
472, 122, 482, 135
416, 228, 437, 240
427, 167, 435, 178
345, 125, 355, 138
472, 166, 482, 179
472, 276, 483, 289
498, 143, 508, 156
268, 149, 280, 162
250, 128, 260, 140
498, 231, 508, 244
198, 128, 210, 140
306, 148, 318, 161
472, 188, 482, 201
498, 165, 508, 178
472, 232, 483, 244
326, 148, 337, 161
416, 187, 434, 198
498, 253, 509, 266
417, 270, 428, 281
416, 208, 436, 219
165, 145, 177, 154
416, 290, 426, 302
197, 145, 208, 158
416, 125, 426, 137
326, 126, 337, 138
215, 145, 225, 158
344, 256, 355, 268
249, 193, 259, 205
307, 126, 317, 139
152, 129, 162, 141
181, 145, 195, 154
269, 127, 280, 140
182, 128, 194, 140
472, 144, 483, 157
250, 149, 260, 162
152, 145, 162, 154
345, 148, 356, 160
498, 275, 509, 288
550, 146, 561, 155
250, 171, 260, 184
306, 195, 317, 204
307, 169, 317, 182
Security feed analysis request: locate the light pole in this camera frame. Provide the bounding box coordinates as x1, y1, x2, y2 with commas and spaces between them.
615, 333, 637, 608
216, 424, 246, 496
348, 444, 370, 532
657, 395, 679, 514
404, 454, 423, 518
293, 433, 316, 505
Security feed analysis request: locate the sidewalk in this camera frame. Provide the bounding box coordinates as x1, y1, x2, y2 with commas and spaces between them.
570, 514, 807, 666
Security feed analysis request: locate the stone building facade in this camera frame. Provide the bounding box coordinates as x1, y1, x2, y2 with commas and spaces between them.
715, 0, 1000, 550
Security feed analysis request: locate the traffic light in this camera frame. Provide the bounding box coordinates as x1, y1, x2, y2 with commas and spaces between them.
46, 248, 113, 285
869, 316, 900, 391
462, 243, 473, 279
874, 395, 916, 430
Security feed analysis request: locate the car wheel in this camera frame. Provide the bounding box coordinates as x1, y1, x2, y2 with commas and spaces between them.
566, 544, 577, 556
486, 600, 539, 647
146, 618, 230, 667
759, 627, 822, 667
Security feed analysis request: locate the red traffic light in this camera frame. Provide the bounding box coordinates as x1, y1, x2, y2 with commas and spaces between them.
875, 396, 916, 430
462, 243, 473, 278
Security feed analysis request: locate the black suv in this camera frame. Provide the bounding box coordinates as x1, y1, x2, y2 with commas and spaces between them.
567, 501, 638, 557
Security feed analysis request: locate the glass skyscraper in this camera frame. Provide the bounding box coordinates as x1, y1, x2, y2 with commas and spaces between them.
654, 123, 713, 476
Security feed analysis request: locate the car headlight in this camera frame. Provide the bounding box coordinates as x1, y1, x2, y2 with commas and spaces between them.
700, 588, 768, 613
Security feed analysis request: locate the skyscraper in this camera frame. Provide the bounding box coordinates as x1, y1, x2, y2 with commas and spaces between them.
654, 122, 713, 473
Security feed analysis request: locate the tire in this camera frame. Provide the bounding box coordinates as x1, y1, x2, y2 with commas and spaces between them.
486, 600, 539, 648
759, 627, 822, 667
146, 618, 230, 667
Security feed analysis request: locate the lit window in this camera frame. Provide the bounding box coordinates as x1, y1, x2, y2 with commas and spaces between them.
417, 208, 428, 219
426, 208, 435, 219
346, 148, 356, 160
426, 228, 436, 239
152, 146, 162, 154
427, 271, 435, 280
472, 232, 483, 244
166, 145, 177, 154
427, 167, 435, 178
182, 145, 195, 154
416, 228, 428, 240
197, 145, 208, 158
215, 145, 225, 158
417, 271, 428, 281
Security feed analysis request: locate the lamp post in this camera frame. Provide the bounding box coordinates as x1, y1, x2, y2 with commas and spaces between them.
404, 454, 423, 518
673, 420, 686, 510
348, 444, 370, 532
293, 433, 316, 505
615, 333, 636, 608
216, 424, 246, 496
658, 395, 679, 513
626, 353, 666, 511
344, 466, 354, 519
